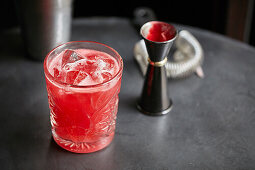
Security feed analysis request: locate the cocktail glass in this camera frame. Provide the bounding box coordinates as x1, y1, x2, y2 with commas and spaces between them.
44, 41, 123, 153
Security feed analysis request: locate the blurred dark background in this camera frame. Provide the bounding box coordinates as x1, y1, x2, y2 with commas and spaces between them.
1, 0, 255, 46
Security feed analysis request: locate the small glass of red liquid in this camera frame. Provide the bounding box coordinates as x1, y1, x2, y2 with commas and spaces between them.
44, 41, 123, 153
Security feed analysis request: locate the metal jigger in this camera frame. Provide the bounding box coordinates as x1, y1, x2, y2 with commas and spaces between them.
137, 21, 177, 116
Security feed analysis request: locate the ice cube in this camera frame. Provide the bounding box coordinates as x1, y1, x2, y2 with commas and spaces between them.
77, 74, 94, 86
73, 71, 89, 85
103, 58, 115, 70
65, 70, 80, 84
61, 49, 84, 67
96, 59, 106, 69
53, 68, 60, 78
91, 71, 104, 84
53, 67, 66, 82
83, 59, 98, 72
63, 61, 89, 85
91, 70, 114, 84
101, 71, 113, 82
85, 54, 99, 60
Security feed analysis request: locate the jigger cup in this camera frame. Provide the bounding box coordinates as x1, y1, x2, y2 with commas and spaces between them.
137, 21, 177, 116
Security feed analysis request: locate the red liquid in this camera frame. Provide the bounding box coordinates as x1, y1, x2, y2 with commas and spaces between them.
45, 49, 122, 153
146, 21, 176, 42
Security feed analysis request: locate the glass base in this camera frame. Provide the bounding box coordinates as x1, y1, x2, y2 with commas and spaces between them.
52, 130, 114, 153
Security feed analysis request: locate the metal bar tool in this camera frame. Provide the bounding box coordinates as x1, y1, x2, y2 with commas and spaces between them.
137, 21, 177, 116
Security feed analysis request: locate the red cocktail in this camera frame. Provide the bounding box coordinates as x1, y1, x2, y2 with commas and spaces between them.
142, 21, 176, 42
44, 41, 123, 153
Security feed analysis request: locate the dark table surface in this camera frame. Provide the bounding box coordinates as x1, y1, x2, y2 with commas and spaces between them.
1, 17, 255, 170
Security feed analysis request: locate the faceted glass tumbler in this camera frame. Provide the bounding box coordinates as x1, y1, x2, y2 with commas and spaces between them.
44, 41, 123, 153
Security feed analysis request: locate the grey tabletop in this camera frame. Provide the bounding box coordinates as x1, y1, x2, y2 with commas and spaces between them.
1, 17, 255, 170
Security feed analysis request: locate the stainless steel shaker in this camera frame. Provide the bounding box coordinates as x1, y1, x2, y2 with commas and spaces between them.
15, 0, 73, 61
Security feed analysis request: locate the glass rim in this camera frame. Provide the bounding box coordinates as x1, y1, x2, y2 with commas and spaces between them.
44, 41, 123, 89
